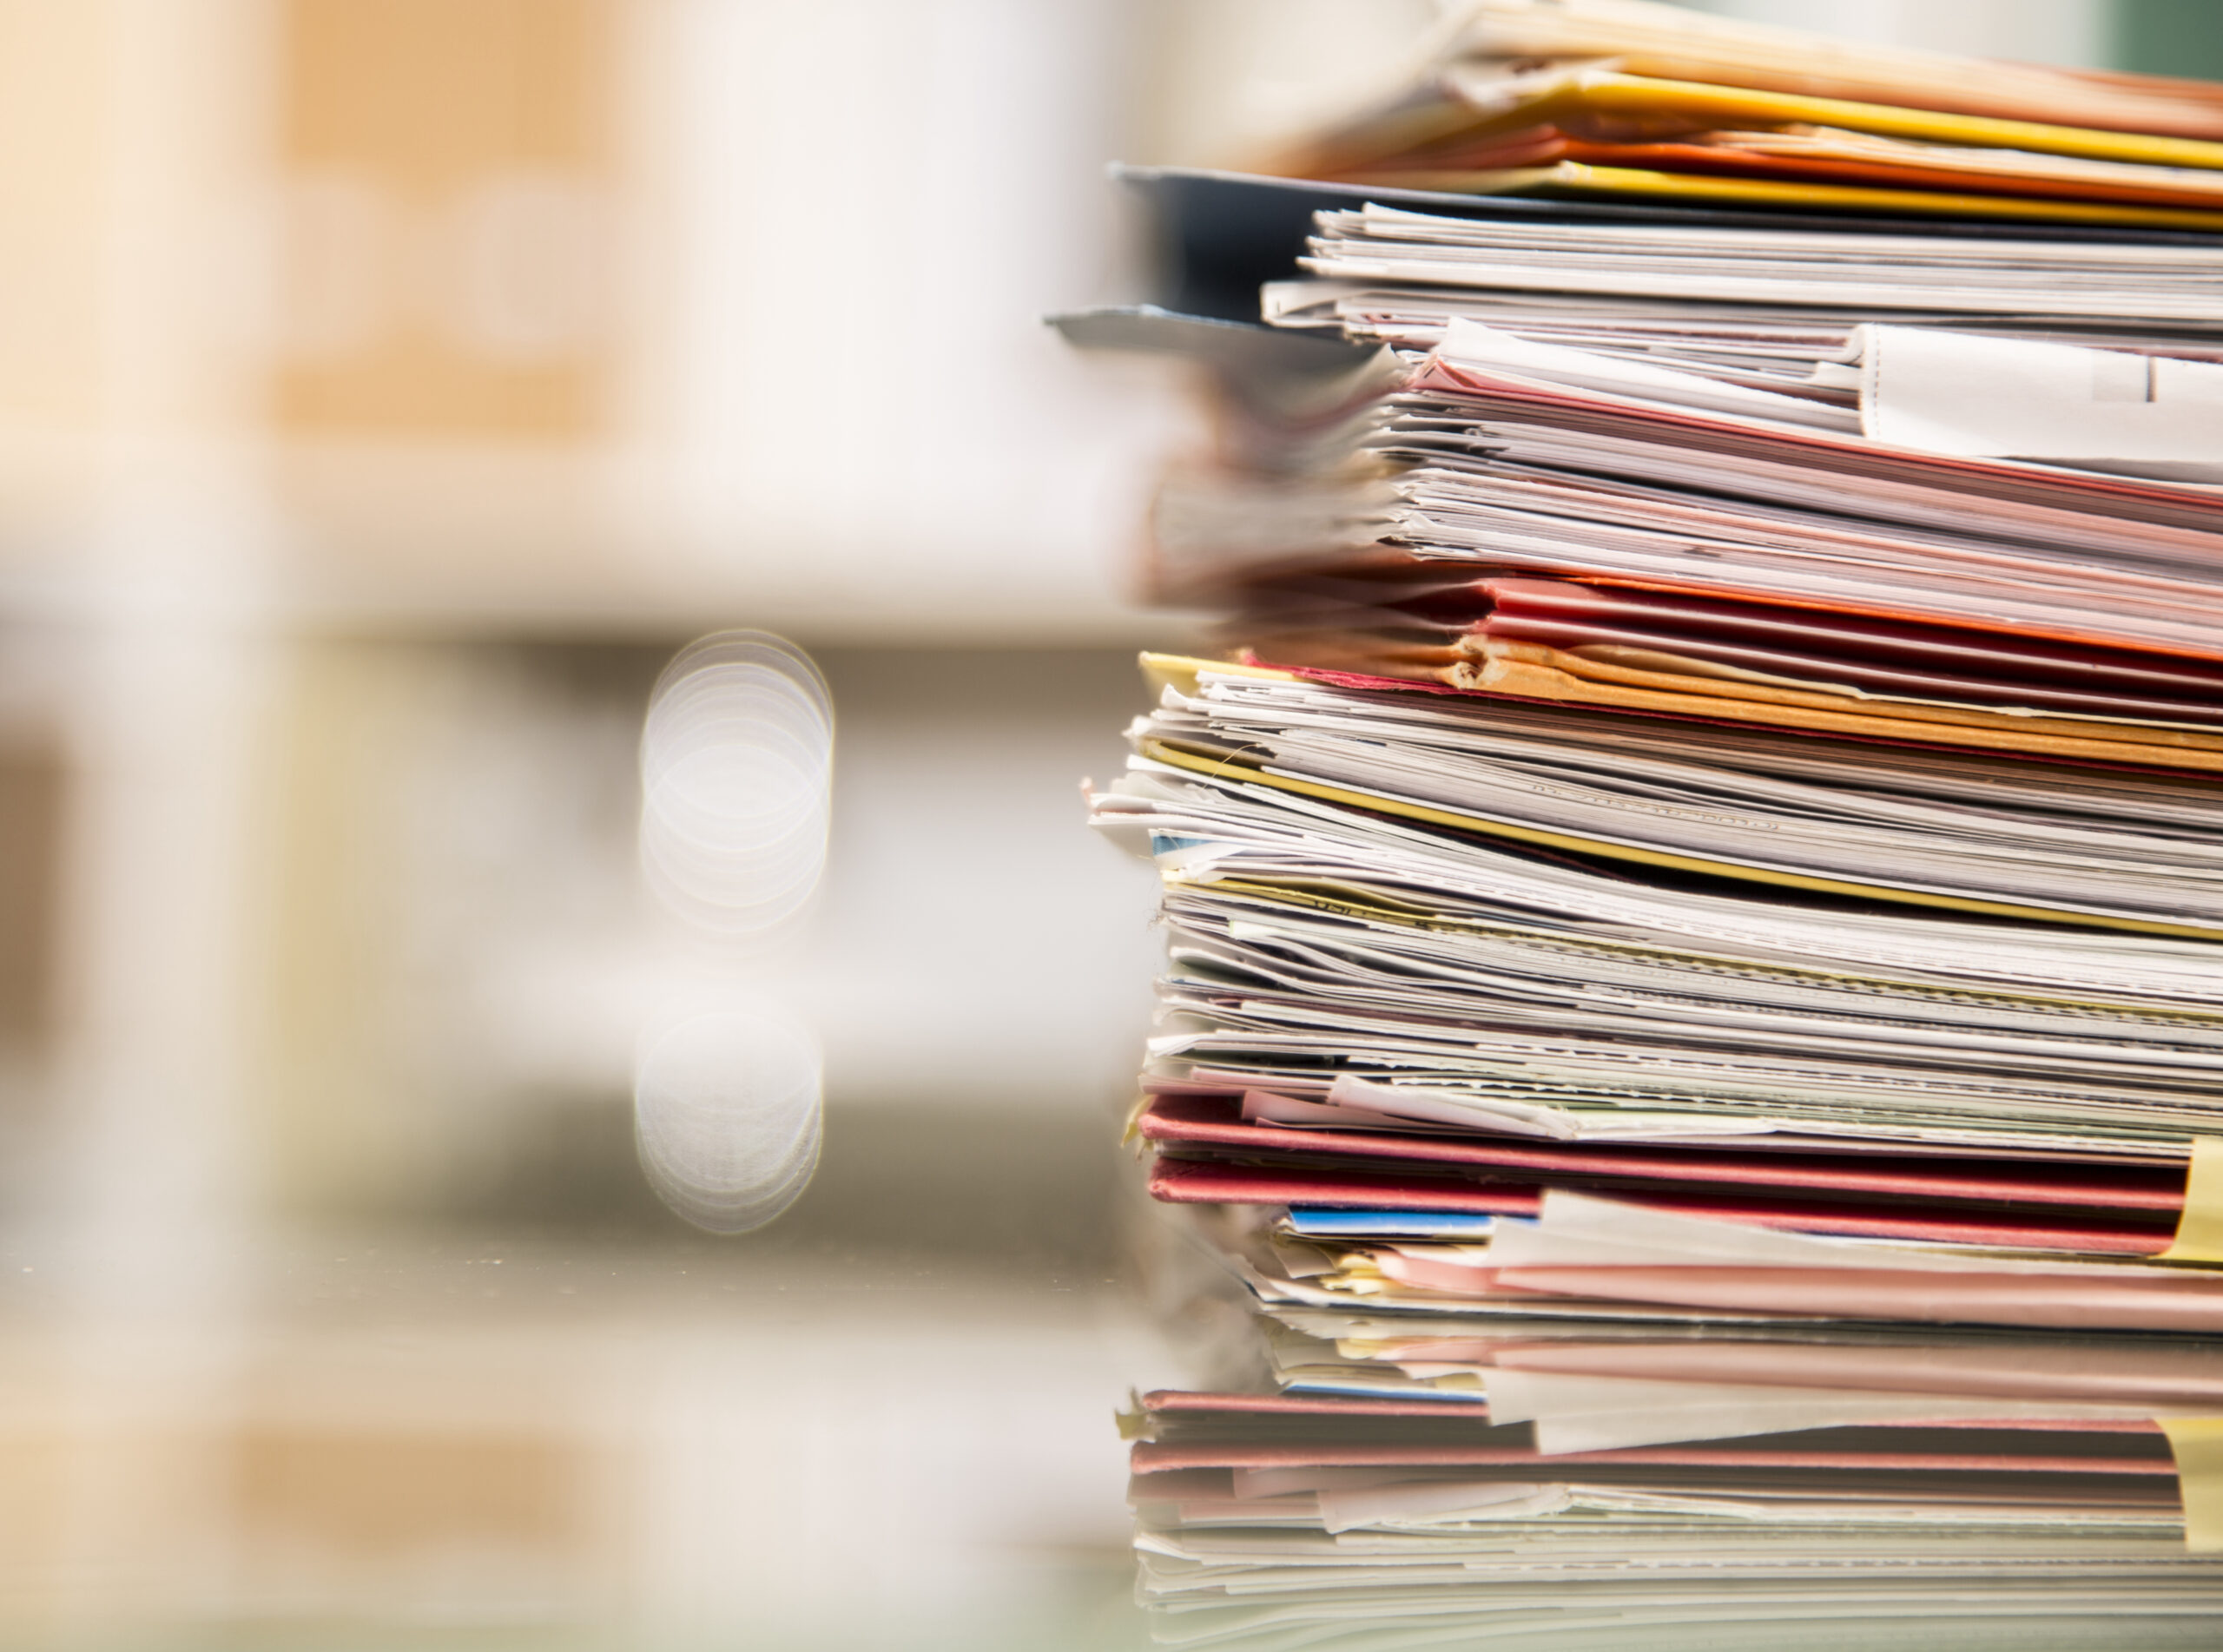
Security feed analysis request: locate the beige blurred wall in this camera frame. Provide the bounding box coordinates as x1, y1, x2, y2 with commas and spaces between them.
0, 0, 1184, 1231
0, 7, 111, 447
274, 0, 617, 442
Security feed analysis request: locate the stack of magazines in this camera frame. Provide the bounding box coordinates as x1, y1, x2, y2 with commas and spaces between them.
1071, 2, 2223, 1642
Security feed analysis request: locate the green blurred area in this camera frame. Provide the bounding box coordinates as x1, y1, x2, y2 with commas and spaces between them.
2112, 0, 2223, 78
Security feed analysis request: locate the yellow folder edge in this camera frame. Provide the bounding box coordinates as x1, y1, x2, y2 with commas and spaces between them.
2161, 1139, 2223, 1263
1541, 161, 2223, 233
1136, 735, 2223, 943
2161, 1417, 2223, 1551
1576, 74, 2223, 174
1296, 69, 2223, 212
1361, 160, 2223, 233
1140, 652, 1295, 701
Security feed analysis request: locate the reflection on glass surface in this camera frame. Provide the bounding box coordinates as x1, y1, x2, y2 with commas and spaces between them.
632, 1004, 823, 1234
0, 635, 1171, 1649
1123, 1286, 2223, 1649
0, 1237, 1158, 1649
0, 0, 1203, 1638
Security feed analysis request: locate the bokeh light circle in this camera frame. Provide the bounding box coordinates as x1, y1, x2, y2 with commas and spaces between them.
638, 632, 833, 937
633, 1007, 822, 1234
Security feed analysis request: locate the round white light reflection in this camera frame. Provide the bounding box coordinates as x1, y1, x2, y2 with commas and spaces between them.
639, 632, 833, 938
633, 1008, 822, 1234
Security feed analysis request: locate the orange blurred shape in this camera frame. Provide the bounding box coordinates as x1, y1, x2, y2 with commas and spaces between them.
274, 0, 617, 442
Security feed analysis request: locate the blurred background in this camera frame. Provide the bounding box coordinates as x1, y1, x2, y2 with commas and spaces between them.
0, 1, 2215, 1648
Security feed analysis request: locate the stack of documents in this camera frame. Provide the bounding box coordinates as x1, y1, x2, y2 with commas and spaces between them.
1096, 647, 2223, 1333
1071, 6, 2223, 1636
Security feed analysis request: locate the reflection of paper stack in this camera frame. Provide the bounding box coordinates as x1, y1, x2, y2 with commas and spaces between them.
1127, 1313, 2223, 1649
1065, 4, 2223, 1638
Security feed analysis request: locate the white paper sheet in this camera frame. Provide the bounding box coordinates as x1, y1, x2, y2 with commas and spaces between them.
1861, 324, 2223, 477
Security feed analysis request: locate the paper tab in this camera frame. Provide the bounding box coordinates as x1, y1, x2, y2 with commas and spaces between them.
1859, 324, 2223, 478
2161, 1418, 2223, 1552
2160, 1138, 2223, 1264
